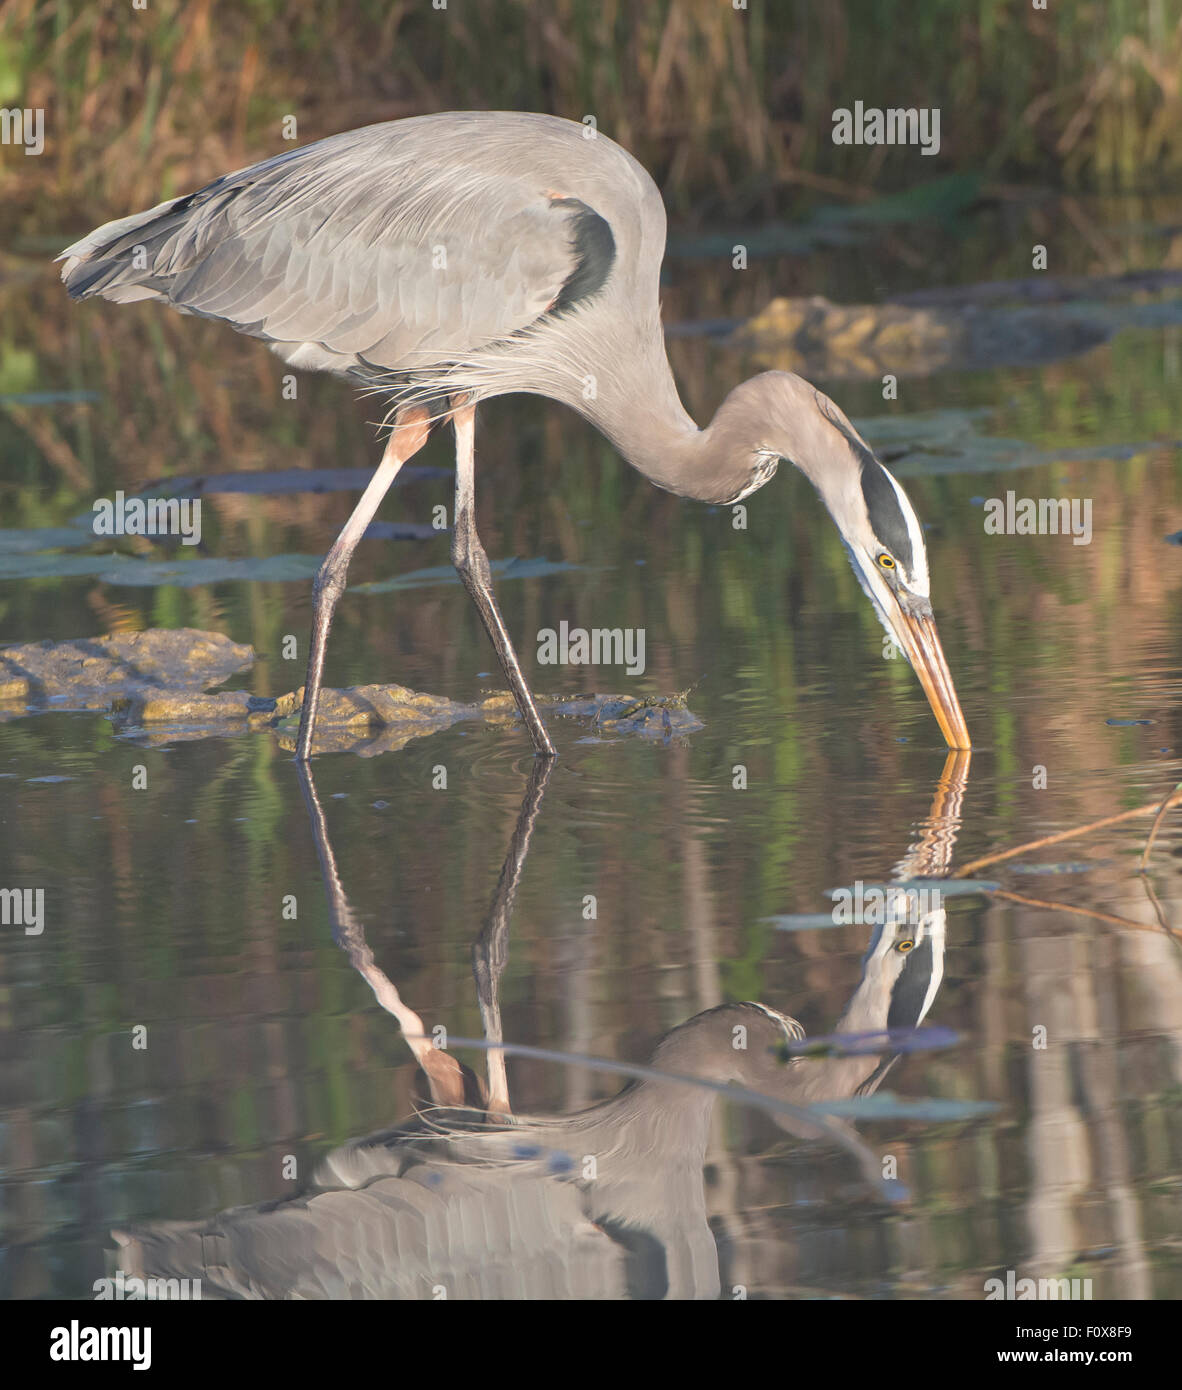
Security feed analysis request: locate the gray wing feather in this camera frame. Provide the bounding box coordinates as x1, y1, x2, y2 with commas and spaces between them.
59, 123, 588, 377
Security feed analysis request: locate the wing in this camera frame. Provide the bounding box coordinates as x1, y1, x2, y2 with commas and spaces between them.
59, 120, 615, 378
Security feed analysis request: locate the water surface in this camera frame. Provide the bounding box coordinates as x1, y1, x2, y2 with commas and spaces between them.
1, 194, 1180, 1299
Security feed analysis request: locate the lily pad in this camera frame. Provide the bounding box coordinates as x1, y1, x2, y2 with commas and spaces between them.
119, 465, 450, 501
1010, 861, 1094, 876
766, 912, 852, 931
0, 390, 100, 405
354, 556, 586, 593
0, 551, 581, 590
0, 526, 96, 554
806, 1092, 999, 1120
0, 550, 325, 585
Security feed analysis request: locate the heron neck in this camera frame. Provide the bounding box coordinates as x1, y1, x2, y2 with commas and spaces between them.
605, 411, 759, 504
573, 366, 758, 505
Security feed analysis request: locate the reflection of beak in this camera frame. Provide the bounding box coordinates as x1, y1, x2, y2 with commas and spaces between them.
892, 607, 971, 750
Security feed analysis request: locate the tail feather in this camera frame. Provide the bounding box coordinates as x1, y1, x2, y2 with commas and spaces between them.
57, 184, 226, 303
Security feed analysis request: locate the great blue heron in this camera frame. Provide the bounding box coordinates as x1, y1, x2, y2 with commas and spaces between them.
59, 111, 971, 760
105, 753, 969, 1299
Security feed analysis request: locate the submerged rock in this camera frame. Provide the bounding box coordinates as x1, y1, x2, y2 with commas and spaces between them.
116, 690, 278, 729
272, 684, 702, 756
732, 294, 1110, 380
0, 628, 701, 749
0, 628, 253, 709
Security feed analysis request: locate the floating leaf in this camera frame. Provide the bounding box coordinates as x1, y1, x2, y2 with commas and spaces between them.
0, 390, 101, 405
806, 1092, 999, 1120
0, 551, 325, 585
120, 465, 451, 502
355, 556, 587, 593
1010, 861, 1094, 876
0, 526, 96, 554
766, 913, 849, 931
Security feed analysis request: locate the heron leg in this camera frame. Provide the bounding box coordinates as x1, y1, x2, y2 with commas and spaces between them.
295, 407, 431, 761
450, 398, 556, 758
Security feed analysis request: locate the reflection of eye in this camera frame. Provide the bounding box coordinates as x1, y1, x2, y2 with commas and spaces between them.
896, 939, 915, 953
878, 553, 896, 570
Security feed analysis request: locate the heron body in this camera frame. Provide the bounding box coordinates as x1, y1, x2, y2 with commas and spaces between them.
60, 111, 970, 755
110, 989, 940, 1299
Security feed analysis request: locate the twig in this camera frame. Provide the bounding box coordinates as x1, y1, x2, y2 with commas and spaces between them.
954, 788, 1182, 879
1140, 875, 1176, 937
987, 887, 1173, 935
1138, 781, 1182, 872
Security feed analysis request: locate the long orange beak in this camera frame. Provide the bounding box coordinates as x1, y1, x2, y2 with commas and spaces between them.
893, 609, 971, 750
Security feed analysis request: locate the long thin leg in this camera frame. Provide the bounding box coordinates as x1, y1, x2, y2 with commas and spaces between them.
450, 397, 556, 758
295, 407, 430, 761
474, 755, 554, 1116
297, 759, 483, 1108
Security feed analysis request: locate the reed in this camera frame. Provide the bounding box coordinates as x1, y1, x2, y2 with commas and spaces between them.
1, 0, 1178, 228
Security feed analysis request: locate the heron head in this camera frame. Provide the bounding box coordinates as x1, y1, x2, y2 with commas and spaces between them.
741, 372, 971, 750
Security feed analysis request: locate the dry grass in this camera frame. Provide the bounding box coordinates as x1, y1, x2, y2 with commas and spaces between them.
1, 0, 1179, 231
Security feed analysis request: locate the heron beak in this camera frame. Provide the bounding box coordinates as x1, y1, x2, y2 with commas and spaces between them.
891, 606, 971, 750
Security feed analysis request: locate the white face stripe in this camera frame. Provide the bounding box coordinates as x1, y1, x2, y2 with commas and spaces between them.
914, 913, 946, 1025
881, 465, 930, 597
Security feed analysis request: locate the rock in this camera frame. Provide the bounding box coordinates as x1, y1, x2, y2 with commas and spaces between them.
731, 294, 1109, 380
0, 629, 703, 749
276, 683, 474, 730
0, 628, 253, 709
115, 691, 270, 725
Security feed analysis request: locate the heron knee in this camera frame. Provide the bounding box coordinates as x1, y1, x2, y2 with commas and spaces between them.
451, 508, 492, 583
312, 552, 348, 606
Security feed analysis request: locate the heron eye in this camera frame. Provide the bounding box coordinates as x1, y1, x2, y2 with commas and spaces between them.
896, 939, 915, 952
877, 553, 896, 570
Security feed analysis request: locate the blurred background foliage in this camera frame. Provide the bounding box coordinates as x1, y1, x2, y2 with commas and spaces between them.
2, 0, 1181, 230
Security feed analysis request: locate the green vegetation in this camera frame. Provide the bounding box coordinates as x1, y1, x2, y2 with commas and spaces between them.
2, 0, 1181, 230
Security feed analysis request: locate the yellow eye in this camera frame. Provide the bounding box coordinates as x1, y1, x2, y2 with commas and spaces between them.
878, 553, 896, 570
896, 939, 915, 953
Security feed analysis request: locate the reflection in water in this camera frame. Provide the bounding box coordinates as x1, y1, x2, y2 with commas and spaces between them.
111, 755, 973, 1298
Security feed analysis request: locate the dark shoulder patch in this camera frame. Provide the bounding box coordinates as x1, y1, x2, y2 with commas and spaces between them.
549, 198, 615, 312
859, 457, 914, 573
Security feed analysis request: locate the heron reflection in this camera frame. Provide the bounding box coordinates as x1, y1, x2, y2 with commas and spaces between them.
111, 753, 970, 1298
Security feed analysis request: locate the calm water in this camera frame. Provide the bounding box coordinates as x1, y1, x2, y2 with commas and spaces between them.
1, 195, 1180, 1299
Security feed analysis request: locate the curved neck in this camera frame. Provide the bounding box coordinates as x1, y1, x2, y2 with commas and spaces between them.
596, 403, 761, 504
565, 345, 761, 504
